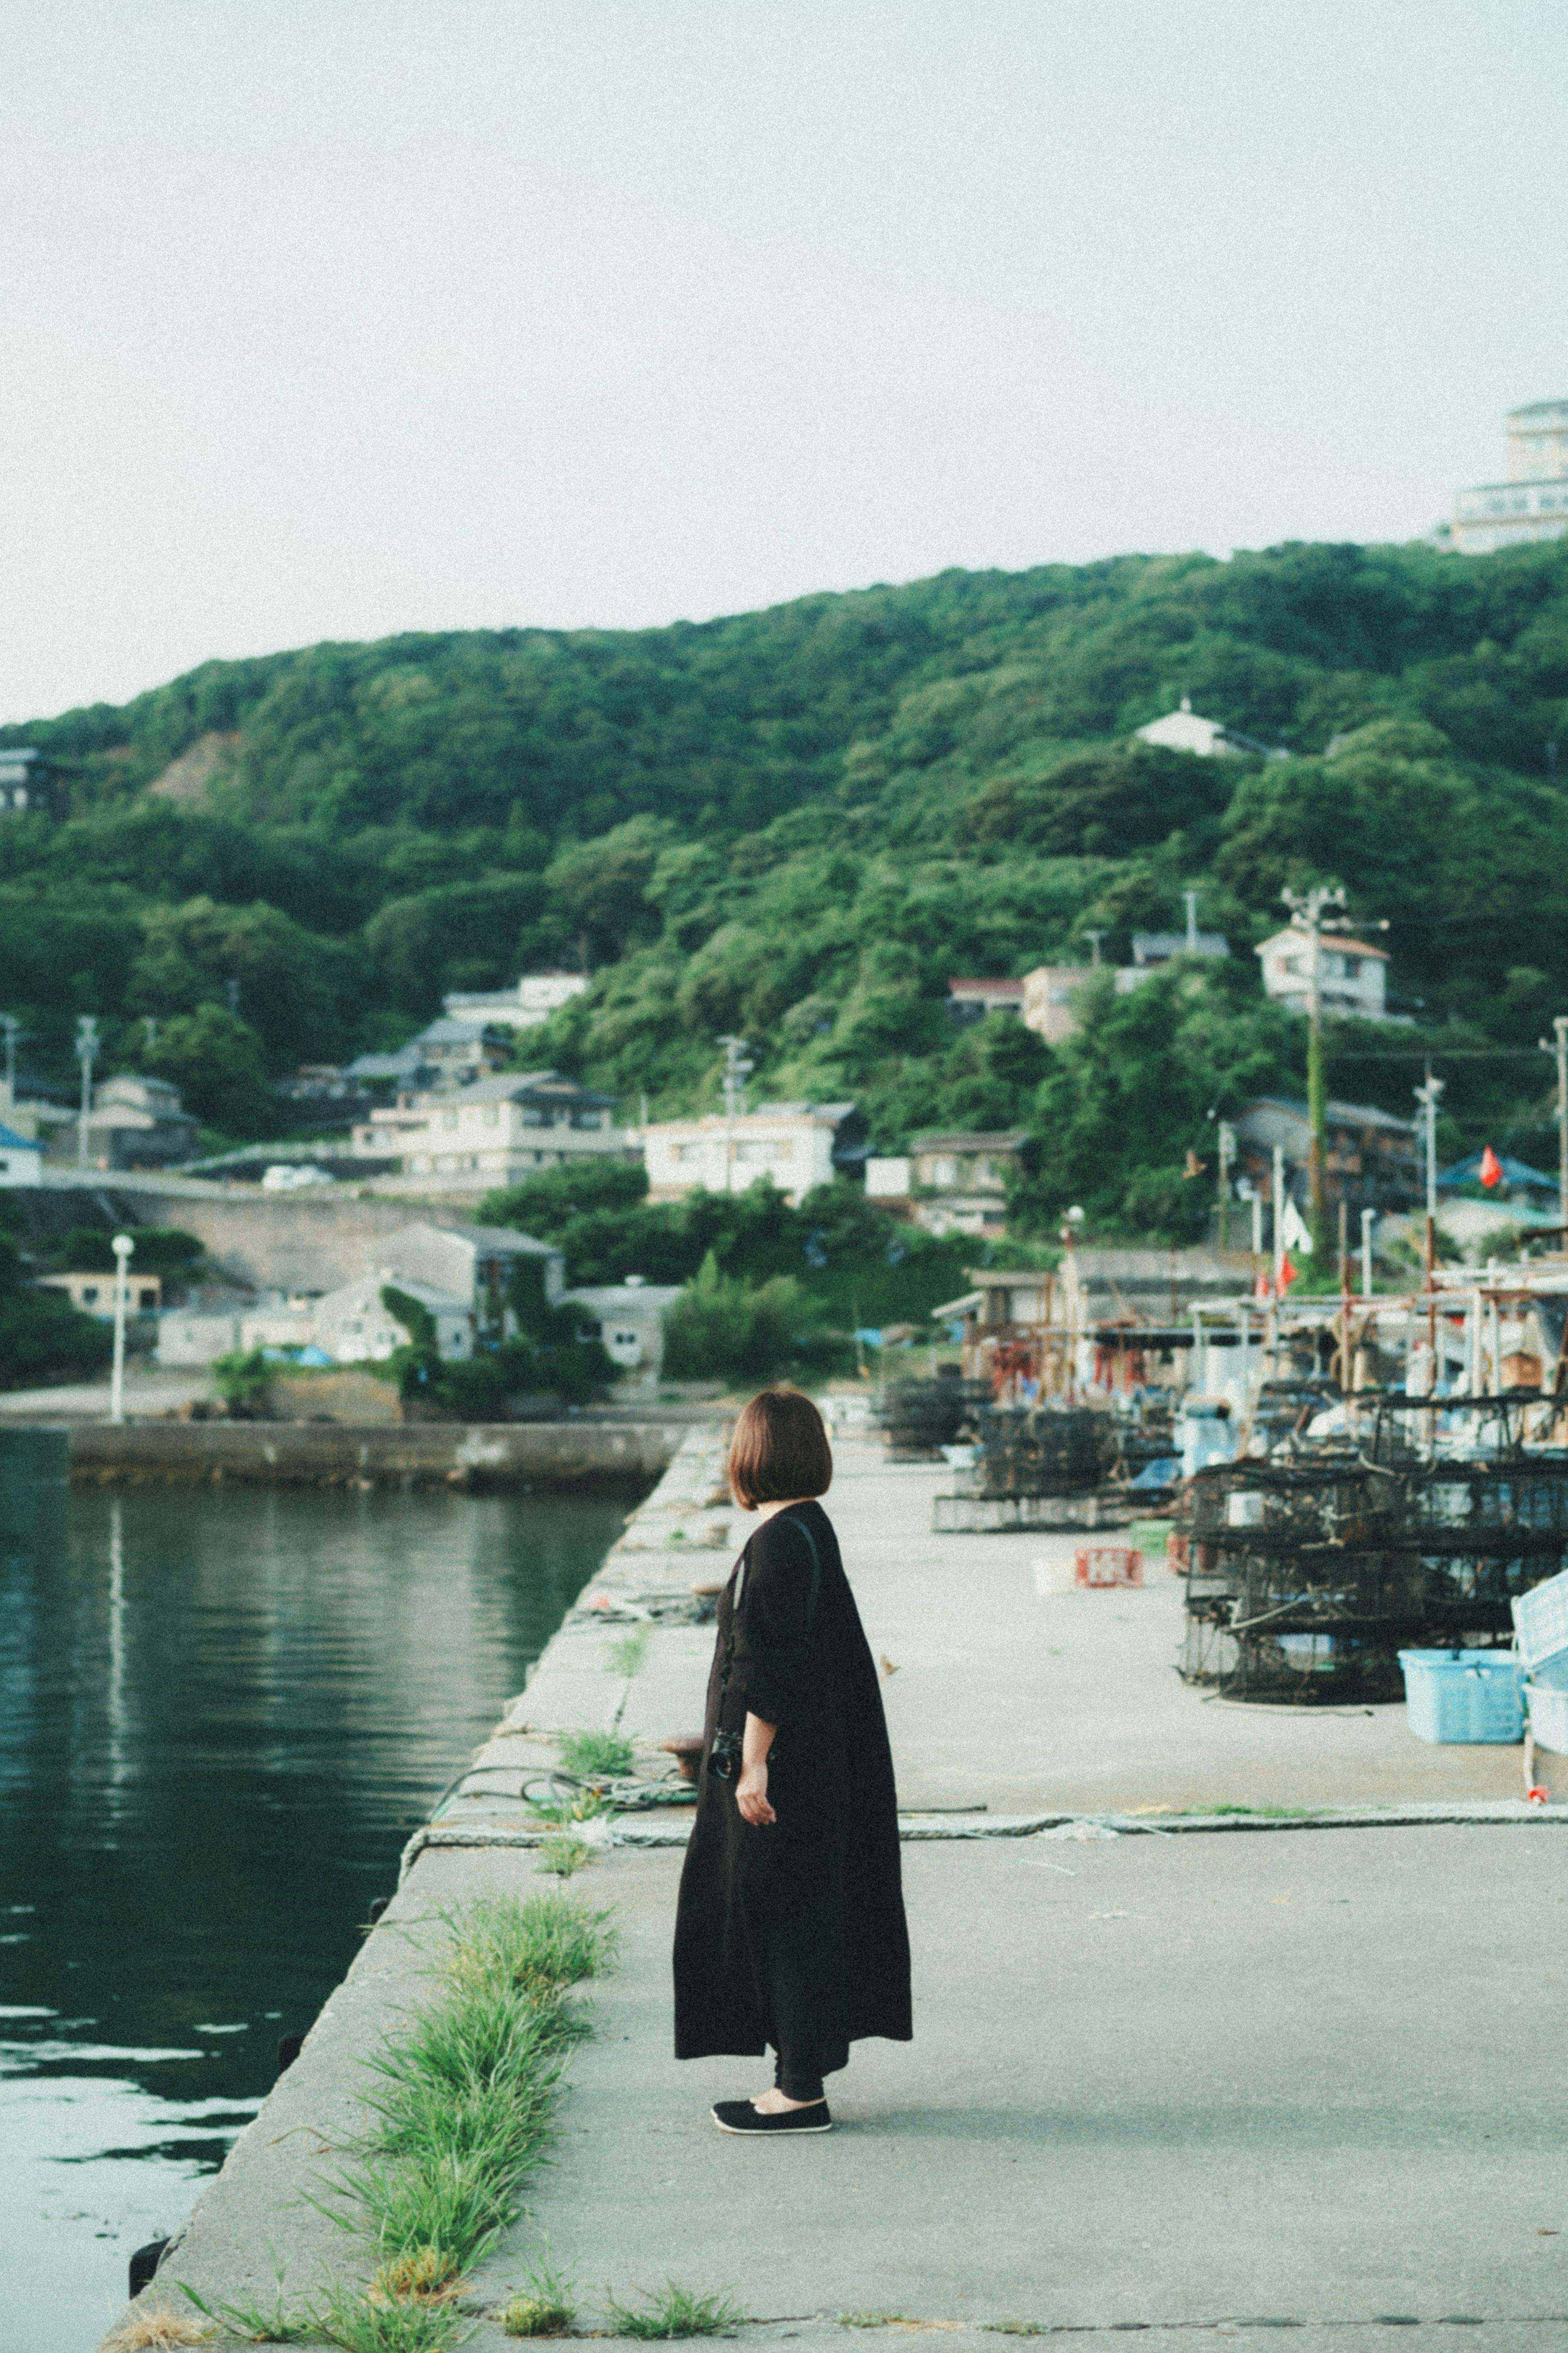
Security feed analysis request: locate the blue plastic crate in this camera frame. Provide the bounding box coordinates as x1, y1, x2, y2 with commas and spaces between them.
1398, 1649, 1524, 1744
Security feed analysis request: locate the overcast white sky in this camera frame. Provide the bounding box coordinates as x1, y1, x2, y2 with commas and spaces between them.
2, 0, 1564, 721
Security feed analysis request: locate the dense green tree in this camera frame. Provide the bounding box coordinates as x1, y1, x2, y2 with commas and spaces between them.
141, 1005, 274, 1136
3, 536, 1568, 1217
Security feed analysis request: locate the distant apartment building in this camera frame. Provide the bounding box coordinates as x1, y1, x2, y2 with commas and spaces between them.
1450, 399, 1568, 555
1254, 929, 1399, 1023
644, 1102, 865, 1206
351, 1071, 625, 1187
866, 1131, 1026, 1237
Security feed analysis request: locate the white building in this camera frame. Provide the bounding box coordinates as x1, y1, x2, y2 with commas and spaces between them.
352, 1072, 627, 1188
1134, 699, 1284, 759
1450, 399, 1568, 555
309, 1275, 473, 1364
380, 1221, 564, 1319
867, 1132, 1026, 1237
442, 972, 589, 1030
0, 1120, 42, 1185
562, 1280, 683, 1392
643, 1102, 848, 1205
1254, 929, 1396, 1022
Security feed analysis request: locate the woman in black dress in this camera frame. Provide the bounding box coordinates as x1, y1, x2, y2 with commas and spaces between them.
673, 1386, 912, 2135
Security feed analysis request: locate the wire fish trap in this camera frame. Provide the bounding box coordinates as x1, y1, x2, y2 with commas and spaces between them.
875, 1376, 991, 1460
1178, 1449, 1568, 1700
958, 1403, 1112, 1499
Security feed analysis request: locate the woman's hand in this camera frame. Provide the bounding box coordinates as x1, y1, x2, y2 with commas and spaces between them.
735, 1760, 775, 1826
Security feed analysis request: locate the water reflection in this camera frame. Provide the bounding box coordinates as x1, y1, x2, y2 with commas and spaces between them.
0, 1452, 627, 2346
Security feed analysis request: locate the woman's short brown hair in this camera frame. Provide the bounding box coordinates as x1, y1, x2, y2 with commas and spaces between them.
728, 1386, 833, 1509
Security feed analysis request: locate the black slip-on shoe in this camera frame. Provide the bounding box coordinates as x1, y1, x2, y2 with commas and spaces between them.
712, 2098, 833, 2135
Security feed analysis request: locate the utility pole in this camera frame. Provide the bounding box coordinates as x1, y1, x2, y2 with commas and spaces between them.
1272, 1142, 1286, 1293
75, 1016, 100, 1173
1216, 1120, 1236, 1250
1082, 930, 1106, 969
1539, 1016, 1568, 1231
1361, 1206, 1376, 1299
1183, 890, 1200, 952
717, 1035, 753, 1197
1279, 883, 1347, 1260
1413, 1069, 1445, 1275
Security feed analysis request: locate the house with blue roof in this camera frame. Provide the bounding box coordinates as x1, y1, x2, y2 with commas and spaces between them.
0, 1121, 42, 1185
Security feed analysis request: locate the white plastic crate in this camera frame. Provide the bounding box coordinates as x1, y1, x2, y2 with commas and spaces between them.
1528, 1680, 1568, 1756
1512, 1569, 1568, 1673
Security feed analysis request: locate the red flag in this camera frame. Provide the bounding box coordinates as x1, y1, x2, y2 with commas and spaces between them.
1479, 1144, 1503, 1191
1278, 1252, 1299, 1290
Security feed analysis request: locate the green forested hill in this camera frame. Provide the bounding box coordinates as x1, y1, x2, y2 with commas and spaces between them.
7, 538, 1568, 1234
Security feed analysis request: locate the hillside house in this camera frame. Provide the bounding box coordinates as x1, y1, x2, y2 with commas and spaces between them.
50, 1075, 200, 1172
443, 973, 589, 1030
0, 1122, 42, 1185
644, 1102, 865, 1205
352, 1073, 625, 1186
1134, 700, 1284, 758
946, 977, 1024, 1028
0, 746, 53, 814
1234, 1095, 1421, 1219
867, 1131, 1026, 1236
1255, 930, 1398, 1023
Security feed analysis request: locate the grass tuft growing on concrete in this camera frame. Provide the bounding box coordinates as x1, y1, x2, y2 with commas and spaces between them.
301, 1890, 615, 2349
315, 2279, 474, 2350
179, 2276, 318, 2342
104, 2310, 214, 2350
559, 1729, 635, 1780
500, 2255, 577, 2336
604, 2282, 746, 2338
606, 1625, 650, 1677
535, 1833, 595, 1877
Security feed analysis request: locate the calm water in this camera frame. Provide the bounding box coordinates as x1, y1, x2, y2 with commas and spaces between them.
0, 1453, 629, 2349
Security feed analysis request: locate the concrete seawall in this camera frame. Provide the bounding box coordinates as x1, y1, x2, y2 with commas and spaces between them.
64, 1417, 684, 1490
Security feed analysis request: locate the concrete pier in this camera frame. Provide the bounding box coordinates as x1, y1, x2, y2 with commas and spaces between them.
102, 1428, 1568, 2349
64, 1416, 686, 1490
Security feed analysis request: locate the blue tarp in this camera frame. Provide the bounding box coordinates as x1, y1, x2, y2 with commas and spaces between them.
1438, 1148, 1557, 1195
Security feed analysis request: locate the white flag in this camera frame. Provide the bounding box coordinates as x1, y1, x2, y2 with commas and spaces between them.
1280, 1195, 1313, 1256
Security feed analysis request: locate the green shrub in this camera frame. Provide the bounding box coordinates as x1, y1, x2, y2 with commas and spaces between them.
661, 1252, 807, 1383
211, 1345, 273, 1408
0, 1286, 113, 1388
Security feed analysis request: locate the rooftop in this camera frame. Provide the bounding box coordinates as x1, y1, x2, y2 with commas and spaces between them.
1241, 1092, 1416, 1137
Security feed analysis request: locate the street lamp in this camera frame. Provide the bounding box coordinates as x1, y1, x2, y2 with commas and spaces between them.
109, 1233, 134, 1425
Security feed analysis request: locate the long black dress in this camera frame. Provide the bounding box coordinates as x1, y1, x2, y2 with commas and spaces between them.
673, 1501, 912, 2077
